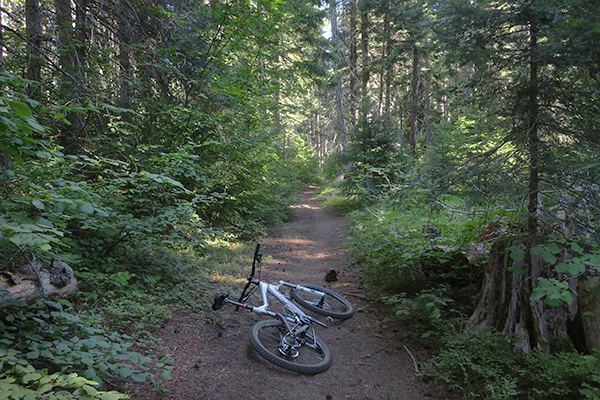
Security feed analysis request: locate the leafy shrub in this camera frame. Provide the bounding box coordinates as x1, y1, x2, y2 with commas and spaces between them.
382, 286, 455, 323
321, 155, 342, 182
0, 349, 129, 400
421, 326, 523, 399
319, 194, 363, 216
422, 325, 600, 400
0, 299, 170, 389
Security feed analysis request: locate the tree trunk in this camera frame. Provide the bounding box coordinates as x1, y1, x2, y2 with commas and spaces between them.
349, 0, 357, 123
0, 260, 77, 309
467, 237, 580, 354
360, 9, 370, 96
55, 0, 73, 73
409, 46, 419, 156
527, 20, 540, 239
330, 0, 346, 152
25, 0, 43, 98
118, 0, 135, 109
0, 0, 4, 71
578, 276, 600, 351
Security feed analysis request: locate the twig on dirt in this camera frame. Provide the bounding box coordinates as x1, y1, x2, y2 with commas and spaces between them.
366, 341, 392, 358
343, 292, 370, 300
404, 345, 419, 373
408, 379, 427, 393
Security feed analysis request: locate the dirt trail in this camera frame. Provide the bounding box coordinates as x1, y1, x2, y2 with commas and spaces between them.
128, 188, 430, 400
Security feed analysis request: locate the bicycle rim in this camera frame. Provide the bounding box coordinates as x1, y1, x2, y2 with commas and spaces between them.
290, 284, 355, 320
249, 319, 332, 374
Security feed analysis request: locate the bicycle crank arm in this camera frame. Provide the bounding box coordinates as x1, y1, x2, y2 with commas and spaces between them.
211, 294, 229, 310
212, 294, 253, 311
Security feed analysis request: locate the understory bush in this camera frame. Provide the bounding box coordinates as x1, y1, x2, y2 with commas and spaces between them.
0, 299, 174, 399
335, 177, 600, 399
422, 326, 600, 399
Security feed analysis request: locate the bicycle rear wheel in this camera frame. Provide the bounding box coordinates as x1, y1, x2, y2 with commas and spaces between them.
290, 284, 355, 320
248, 319, 332, 374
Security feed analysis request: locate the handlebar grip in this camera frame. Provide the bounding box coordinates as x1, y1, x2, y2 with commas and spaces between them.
254, 242, 262, 263
212, 294, 228, 311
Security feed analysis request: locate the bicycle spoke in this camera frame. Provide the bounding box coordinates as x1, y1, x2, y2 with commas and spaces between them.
249, 319, 332, 374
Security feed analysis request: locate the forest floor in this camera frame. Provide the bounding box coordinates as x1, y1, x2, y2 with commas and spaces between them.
125, 187, 433, 400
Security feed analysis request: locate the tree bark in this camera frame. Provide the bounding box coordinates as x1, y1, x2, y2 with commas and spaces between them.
330, 0, 346, 152
349, 0, 357, 122
25, 0, 43, 98
409, 46, 419, 156
360, 9, 370, 96
578, 276, 600, 351
0, 260, 77, 309
527, 20, 540, 239
55, 0, 73, 73
467, 237, 580, 354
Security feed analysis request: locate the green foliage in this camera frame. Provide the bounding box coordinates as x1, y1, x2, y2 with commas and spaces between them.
0, 349, 129, 400
508, 235, 600, 307
0, 300, 168, 385
317, 189, 363, 216
422, 326, 600, 400
422, 326, 521, 400
0, 74, 46, 164
0, 299, 177, 399
382, 286, 454, 323
321, 156, 342, 182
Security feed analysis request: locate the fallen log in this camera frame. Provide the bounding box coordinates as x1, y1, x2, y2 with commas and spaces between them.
0, 259, 77, 309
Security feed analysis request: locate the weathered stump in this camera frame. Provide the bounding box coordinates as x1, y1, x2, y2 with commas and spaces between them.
579, 276, 600, 351
0, 259, 77, 309
466, 237, 583, 353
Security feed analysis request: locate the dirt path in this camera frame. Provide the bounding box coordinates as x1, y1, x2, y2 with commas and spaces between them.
128, 188, 430, 400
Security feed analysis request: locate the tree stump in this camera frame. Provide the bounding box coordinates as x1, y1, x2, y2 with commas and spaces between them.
579, 276, 600, 351
0, 259, 77, 309
466, 237, 580, 353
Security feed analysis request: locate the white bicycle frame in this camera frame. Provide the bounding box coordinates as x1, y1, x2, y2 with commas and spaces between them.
227, 280, 329, 328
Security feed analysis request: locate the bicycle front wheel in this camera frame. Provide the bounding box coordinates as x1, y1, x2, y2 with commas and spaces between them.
248, 319, 332, 374
290, 284, 355, 320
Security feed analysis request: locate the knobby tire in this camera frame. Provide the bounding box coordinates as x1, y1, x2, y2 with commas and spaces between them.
248, 319, 332, 374
290, 284, 355, 320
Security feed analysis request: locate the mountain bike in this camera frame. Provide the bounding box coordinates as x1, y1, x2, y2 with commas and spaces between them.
211, 242, 354, 374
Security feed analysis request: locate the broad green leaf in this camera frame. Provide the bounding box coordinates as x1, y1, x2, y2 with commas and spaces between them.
508, 266, 528, 275
530, 245, 545, 255
588, 255, 600, 267
31, 199, 44, 210
530, 287, 546, 302
8, 101, 32, 117
99, 392, 130, 400
82, 384, 99, 395
131, 372, 147, 382
582, 311, 596, 317
9, 233, 32, 246
542, 251, 557, 264
508, 245, 525, 261
547, 244, 563, 254
384, 210, 399, 220
80, 204, 95, 214
571, 243, 584, 254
